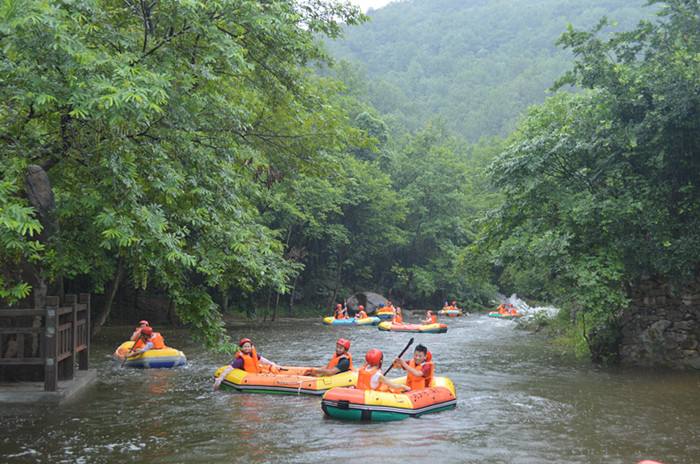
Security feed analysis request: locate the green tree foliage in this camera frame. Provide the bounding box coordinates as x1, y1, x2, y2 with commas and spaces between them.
329, 0, 651, 141
485, 0, 700, 343
0, 0, 364, 348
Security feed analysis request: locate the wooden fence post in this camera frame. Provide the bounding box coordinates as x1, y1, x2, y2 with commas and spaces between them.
44, 296, 59, 392
79, 293, 90, 370
65, 294, 77, 381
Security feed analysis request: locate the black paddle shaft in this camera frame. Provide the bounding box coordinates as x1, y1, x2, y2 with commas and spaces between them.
383, 337, 414, 376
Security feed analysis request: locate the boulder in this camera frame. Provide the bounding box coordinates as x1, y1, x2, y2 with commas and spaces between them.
346, 292, 389, 314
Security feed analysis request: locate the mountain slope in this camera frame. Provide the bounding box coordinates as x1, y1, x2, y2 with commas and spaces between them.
329, 0, 652, 140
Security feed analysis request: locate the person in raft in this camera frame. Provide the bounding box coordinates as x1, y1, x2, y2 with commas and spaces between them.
393, 344, 434, 390
422, 310, 438, 324
333, 303, 348, 319
392, 306, 404, 324
354, 305, 368, 319
129, 320, 150, 341
126, 326, 166, 357
305, 338, 353, 377
213, 338, 281, 390
356, 349, 410, 392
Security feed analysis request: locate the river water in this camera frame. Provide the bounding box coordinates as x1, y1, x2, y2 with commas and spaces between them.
1, 315, 698, 463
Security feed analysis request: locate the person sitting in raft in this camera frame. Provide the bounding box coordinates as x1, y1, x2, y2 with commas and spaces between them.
129, 320, 150, 341
305, 338, 353, 377
393, 344, 434, 390
356, 349, 410, 392
333, 303, 348, 319
442, 301, 451, 311
450, 300, 460, 311
392, 307, 404, 324
213, 338, 281, 390
422, 310, 438, 324
378, 301, 395, 314
355, 305, 368, 319
498, 303, 518, 316
127, 326, 166, 357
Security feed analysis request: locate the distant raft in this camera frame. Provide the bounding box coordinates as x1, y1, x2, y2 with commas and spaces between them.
213, 365, 357, 395
438, 309, 463, 317
487, 311, 523, 319
377, 321, 448, 334
323, 316, 381, 326
375, 309, 395, 320
321, 376, 457, 421
114, 341, 187, 368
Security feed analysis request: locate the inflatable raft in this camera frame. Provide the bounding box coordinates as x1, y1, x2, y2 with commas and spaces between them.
487, 311, 523, 319
378, 321, 448, 333
438, 309, 463, 317
321, 376, 457, 421
375, 309, 395, 320
323, 316, 381, 326
114, 341, 187, 368
213, 365, 358, 395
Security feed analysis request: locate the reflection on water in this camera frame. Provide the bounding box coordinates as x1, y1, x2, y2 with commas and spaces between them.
1, 316, 699, 463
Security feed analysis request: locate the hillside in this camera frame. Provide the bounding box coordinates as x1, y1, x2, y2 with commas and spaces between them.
329, 0, 652, 140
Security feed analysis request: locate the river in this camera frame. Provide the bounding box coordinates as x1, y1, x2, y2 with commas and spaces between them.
1, 315, 698, 463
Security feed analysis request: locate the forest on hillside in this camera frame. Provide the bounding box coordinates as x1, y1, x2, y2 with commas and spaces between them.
329, 0, 652, 141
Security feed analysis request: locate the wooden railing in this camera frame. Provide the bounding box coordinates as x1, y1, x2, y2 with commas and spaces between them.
0, 293, 91, 391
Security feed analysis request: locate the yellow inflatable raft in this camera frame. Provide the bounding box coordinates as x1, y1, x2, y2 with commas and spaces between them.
114, 341, 187, 368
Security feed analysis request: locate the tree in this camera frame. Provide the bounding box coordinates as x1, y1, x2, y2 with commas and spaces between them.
0, 0, 365, 349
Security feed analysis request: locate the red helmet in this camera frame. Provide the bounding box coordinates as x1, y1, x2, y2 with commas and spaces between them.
358, 305, 364, 310
336, 303, 342, 309
336, 338, 351, 350
140, 326, 153, 336
239, 337, 252, 347
365, 349, 383, 365
138, 320, 149, 326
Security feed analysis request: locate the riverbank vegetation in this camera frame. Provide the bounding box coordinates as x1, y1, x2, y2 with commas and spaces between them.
1, 0, 697, 362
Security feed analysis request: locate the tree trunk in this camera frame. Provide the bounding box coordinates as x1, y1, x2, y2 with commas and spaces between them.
288, 274, 299, 317
92, 259, 124, 336
272, 292, 280, 321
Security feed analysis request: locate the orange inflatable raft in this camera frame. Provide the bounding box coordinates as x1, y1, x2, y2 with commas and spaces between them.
321, 376, 457, 421
213, 364, 357, 395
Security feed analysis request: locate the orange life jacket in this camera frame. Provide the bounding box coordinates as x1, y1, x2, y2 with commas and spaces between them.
356, 365, 380, 390
406, 359, 434, 390
334, 308, 348, 319
326, 352, 353, 371
356, 310, 368, 319
393, 314, 404, 323
149, 332, 166, 350
424, 313, 437, 324
236, 346, 261, 373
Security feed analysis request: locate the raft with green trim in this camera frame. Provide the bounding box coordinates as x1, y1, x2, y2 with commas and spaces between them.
114, 341, 187, 368
487, 311, 523, 319
321, 376, 457, 421
323, 316, 381, 326
378, 321, 448, 333
213, 365, 358, 395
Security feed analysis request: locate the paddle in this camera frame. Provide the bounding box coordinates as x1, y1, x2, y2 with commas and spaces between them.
383, 337, 414, 376
121, 340, 141, 367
